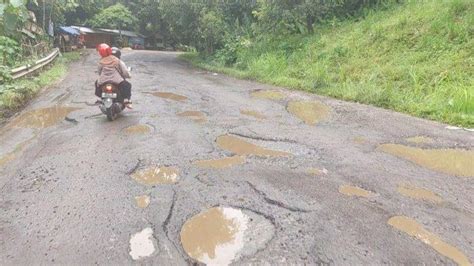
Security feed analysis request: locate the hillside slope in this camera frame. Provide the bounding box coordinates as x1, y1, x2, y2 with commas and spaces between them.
184, 0, 473, 127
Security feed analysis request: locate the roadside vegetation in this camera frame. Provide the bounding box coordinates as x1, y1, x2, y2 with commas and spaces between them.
1, 0, 472, 126
0, 52, 80, 119
181, 0, 473, 127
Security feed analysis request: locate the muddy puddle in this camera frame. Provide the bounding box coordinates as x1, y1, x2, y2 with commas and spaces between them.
287, 101, 330, 125
378, 144, 474, 177
180, 207, 274, 265
177, 111, 206, 123
240, 109, 266, 119
194, 156, 245, 169
131, 166, 179, 185
397, 184, 443, 203
251, 90, 286, 100
339, 185, 373, 198
388, 216, 471, 265
11, 106, 79, 128
129, 227, 156, 260
406, 136, 434, 144
135, 195, 151, 208
124, 124, 153, 134
152, 92, 188, 102
216, 135, 290, 157
353, 137, 367, 144
308, 167, 328, 176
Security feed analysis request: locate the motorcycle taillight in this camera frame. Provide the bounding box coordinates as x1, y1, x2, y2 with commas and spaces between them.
105, 84, 113, 92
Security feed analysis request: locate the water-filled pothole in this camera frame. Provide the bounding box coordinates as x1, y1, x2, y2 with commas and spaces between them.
194, 156, 245, 169
308, 167, 328, 176
180, 207, 275, 265
12, 106, 79, 128
129, 227, 156, 260
406, 136, 434, 144
135, 195, 151, 208
131, 166, 179, 185
397, 183, 443, 203
378, 144, 474, 177
250, 90, 286, 100
152, 92, 188, 102
216, 135, 291, 157
287, 101, 330, 125
124, 124, 153, 134
388, 216, 470, 266
339, 185, 374, 198
240, 110, 266, 119
177, 111, 206, 123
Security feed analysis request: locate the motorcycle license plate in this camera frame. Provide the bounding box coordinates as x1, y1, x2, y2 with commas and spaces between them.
102, 93, 117, 98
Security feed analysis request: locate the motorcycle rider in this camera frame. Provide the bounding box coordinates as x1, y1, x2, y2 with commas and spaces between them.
95, 43, 132, 108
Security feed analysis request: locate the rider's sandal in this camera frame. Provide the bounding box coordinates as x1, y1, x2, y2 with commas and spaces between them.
125, 100, 133, 109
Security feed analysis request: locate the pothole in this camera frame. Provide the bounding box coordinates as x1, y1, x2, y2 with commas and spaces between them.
135, 195, 151, 208
308, 167, 328, 176
378, 144, 474, 177
180, 207, 275, 265
287, 101, 330, 125
339, 185, 374, 198
124, 124, 153, 134
11, 106, 80, 128
250, 90, 286, 100
240, 109, 266, 119
397, 183, 443, 203
129, 227, 156, 260
193, 156, 246, 169
152, 92, 188, 102
388, 216, 470, 266
177, 111, 206, 123
406, 136, 434, 145
216, 135, 291, 157
353, 136, 367, 144
131, 166, 179, 185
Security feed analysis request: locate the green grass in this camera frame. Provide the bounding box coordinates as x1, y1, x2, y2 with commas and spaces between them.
0, 51, 81, 118
181, 0, 474, 127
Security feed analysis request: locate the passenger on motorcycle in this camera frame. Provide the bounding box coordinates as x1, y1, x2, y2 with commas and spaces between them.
95, 43, 132, 108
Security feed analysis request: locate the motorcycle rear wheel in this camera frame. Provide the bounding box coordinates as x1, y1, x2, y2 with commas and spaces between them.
106, 107, 117, 121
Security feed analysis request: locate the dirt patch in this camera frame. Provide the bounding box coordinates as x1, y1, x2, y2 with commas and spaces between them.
193, 156, 245, 169
287, 101, 330, 125
388, 216, 470, 265
216, 135, 291, 157
378, 144, 474, 177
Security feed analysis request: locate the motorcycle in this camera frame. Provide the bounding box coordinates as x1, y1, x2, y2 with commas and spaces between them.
98, 83, 126, 121
98, 66, 132, 121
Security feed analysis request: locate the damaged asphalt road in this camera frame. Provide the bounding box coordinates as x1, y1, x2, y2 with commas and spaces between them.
0, 50, 473, 265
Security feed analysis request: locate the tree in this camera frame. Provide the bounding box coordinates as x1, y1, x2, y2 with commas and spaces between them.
89, 3, 137, 31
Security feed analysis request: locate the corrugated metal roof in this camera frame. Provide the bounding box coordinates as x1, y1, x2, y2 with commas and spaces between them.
99, 29, 144, 38
59, 26, 80, 36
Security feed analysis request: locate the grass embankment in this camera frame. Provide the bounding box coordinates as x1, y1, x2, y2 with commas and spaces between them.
182, 0, 473, 127
0, 51, 81, 118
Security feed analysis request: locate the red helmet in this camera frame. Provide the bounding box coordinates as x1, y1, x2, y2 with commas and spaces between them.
97, 43, 112, 57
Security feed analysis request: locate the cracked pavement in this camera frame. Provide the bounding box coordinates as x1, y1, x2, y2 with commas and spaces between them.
0, 50, 473, 265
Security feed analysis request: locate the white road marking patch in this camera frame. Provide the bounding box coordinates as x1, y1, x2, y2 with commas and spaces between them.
129, 227, 156, 260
